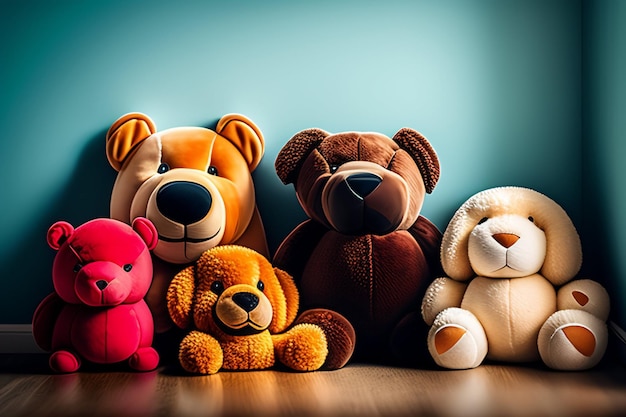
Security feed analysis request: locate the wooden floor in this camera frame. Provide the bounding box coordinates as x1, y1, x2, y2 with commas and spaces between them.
1, 353, 625, 417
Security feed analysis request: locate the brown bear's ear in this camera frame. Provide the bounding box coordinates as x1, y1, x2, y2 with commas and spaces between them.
215, 114, 265, 172
275, 128, 329, 185
166, 265, 196, 329
47, 221, 74, 250
392, 128, 440, 194
106, 113, 157, 172
269, 267, 300, 333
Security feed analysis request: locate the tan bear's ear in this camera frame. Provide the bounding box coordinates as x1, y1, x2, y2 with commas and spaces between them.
275, 128, 329, 185
215, 114, 265, 172
106, 113, 157, 171
392, 128, 440, 194
166, 265, 196, 329
268, 267, 300, 333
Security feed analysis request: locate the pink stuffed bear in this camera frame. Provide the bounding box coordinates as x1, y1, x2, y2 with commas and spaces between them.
33, 218, 159, 373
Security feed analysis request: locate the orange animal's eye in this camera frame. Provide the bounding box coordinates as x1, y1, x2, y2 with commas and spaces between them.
257, 281, 265, 292
211, 281, 224, 295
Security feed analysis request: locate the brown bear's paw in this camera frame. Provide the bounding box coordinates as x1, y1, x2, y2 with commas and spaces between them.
179, 331, 224, 375
274, 323, 328, 372
538, 309, 608, 371
427, 307, 487, 370
294, 309, 356, 370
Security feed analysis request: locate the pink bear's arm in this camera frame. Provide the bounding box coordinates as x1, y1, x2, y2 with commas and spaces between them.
32, 293, 65, 351
134, 300, 156, 348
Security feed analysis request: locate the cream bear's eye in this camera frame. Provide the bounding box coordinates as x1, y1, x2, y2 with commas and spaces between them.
528, 216, 535, 223
157, 163, 170, 174
478, 217, 489, 225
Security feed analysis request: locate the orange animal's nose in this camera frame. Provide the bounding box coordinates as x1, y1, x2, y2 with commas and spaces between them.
492, 233, 519, 248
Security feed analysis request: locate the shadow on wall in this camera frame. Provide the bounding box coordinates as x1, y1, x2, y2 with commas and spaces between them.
2, 130, 116, 324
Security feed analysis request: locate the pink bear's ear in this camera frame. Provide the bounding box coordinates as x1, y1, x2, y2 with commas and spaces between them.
47, 221, 74, 250
132, 217, 158, 250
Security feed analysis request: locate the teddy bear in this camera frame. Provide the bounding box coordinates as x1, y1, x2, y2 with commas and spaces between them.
273, 127, 443, 364
166, 245, 356, 374
421, 186, 610, 370
32, 217, 159, 373
105, 112, 269, 333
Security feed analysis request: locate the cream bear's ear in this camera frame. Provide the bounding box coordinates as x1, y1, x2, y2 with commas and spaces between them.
440, 206, 477, 281
106, 113, 157, 171
215, 114, 265, 172
166, 265, 196, 329
275, 128, 329, 185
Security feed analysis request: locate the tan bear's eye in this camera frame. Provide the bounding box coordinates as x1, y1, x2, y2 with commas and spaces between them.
207, 166, 218, 176
157, 163, 170, 174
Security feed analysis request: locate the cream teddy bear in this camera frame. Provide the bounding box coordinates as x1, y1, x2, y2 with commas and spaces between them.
421, 186, 610, 370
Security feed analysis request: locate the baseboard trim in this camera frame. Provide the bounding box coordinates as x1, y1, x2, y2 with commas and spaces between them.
0, 324, 44, 354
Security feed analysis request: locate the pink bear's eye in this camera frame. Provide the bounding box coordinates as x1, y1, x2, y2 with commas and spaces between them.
123, 264, 133, 272
73, 263, 83, 273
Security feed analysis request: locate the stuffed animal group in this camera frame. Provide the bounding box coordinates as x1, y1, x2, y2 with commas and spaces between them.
34, 113, 611, 373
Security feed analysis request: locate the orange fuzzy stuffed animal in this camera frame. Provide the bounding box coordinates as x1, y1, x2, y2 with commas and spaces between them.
106, 113, 269, 333
166, 245, 350, 374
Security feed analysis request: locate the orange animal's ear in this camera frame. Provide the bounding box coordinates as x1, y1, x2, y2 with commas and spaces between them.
166, 265, 196, 329
268, 267, 300, 333
275, 128, 329, 185
215, 114, 265, 172
106, 113, 157, 171
392, 128, 440, 194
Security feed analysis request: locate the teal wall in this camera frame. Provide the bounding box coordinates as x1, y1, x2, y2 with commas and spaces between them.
583, 0, 626, 330
0, 0, 589, 324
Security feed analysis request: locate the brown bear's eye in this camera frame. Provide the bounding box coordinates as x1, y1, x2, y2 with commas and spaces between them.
157, 163, 170, 174
211, 281, 224, 295
73, 263, 83, 273
329, 164, 339, 173
478, 217, 488, 225
257, 281, 265, 292
207, 166, 218, 176
123, 264, 132, 272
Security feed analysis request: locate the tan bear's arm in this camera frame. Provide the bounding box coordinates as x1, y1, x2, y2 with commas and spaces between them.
421, 277, 468, 326
557, 279, 611, 321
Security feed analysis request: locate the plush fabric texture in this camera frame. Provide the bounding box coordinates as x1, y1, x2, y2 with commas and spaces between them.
166, 245, 353, 374
274, 127, 442, 364
32, 218, 159, 373
106, 113, 269, 334
421, 186, 610, 370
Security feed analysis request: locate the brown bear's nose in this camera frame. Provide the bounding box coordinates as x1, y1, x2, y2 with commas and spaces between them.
346, 173, 382, 198
492, 233, 520, 248
156, 181, 212, 225
232, 292, 259, 312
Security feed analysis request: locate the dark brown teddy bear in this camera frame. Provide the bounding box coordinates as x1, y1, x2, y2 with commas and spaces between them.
273, 127, 442, 364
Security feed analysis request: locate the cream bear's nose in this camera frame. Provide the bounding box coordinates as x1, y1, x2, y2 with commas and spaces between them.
492, 233, 519, 248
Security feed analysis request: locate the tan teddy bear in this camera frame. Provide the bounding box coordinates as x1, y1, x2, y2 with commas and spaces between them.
106, 113, 269, 332
421, 186, 610, 370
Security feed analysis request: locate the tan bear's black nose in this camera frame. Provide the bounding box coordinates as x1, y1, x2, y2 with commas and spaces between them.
492, 233, 520, 248
156, 181, 212, 225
